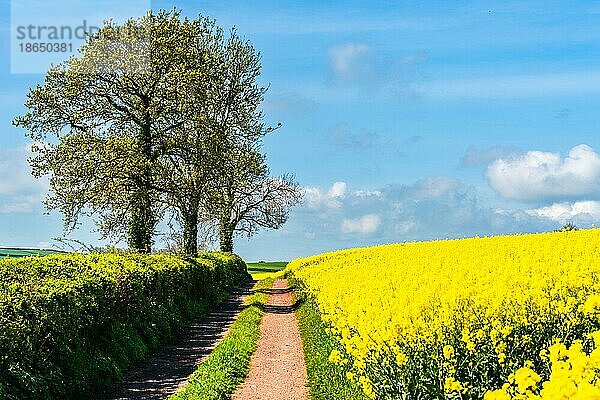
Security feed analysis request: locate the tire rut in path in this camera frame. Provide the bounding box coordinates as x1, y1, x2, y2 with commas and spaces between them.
232, 278, 308, 400
92, 280, 255, 400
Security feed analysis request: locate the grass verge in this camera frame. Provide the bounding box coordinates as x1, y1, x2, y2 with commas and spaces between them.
290, 276, 367, 400
169, 277, 274, 400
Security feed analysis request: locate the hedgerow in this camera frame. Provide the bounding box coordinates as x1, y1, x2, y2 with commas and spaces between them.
0, 252, 249, 400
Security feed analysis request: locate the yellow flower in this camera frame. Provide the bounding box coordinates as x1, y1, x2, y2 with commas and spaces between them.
582, 294, 600, 314
588, 331, 600, 348
484, 389, 511, 400
548, 342, 567, 363
512, 366, 541, 393
498, 352, 506, 364
395, 351, 408, 365
444, 377, 467, 393
327, 349, 343, 364
286, 229, 600, 398
443, 345, 455, 360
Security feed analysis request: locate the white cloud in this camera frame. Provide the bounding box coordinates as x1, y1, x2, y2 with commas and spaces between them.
528, 201, 600, 222
0, 145, 48, 214
303, 187, 339, 210
304, 181, 348, 210
486, 144, 600, 201
328, 181, 347, 198
341, 214, 381, 235
328, 42, 371, 81
413, 176, 460, 198
326, 43, 426, 98
354, 189, 382, 197
304, 231, 316, 240
295, 177, 559, 247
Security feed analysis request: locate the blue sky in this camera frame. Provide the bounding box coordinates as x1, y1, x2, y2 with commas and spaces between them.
2, 1, 600, 261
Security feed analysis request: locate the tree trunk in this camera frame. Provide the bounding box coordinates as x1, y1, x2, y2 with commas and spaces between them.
182, 199, 199, 257
127, 121, 154, 254
128, 188, 153, 253
218, 218, 234, 253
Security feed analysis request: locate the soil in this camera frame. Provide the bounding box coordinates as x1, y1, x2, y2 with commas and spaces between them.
92, 281, 255, 400
231, 279, 308, 400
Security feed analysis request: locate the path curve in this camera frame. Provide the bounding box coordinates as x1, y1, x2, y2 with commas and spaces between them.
232, 279, 308, 400
91, 281, 255, 400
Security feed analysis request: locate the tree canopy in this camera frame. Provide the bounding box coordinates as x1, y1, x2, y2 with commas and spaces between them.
14, 9, 302, 255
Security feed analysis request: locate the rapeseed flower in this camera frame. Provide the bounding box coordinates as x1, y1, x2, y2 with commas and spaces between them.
287, 229, 600, 399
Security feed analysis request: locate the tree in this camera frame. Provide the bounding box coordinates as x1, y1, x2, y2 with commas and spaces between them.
15, 9, 301, 255
186, 25, 303, 253
217, 173, 302, 253
207, 142, 302, 252
156, 117, 213, 256
14, 10, 215, 253
155, 23, 269, 256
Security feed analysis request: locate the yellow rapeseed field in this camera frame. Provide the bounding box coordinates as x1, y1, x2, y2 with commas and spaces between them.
287, 229, 600, 399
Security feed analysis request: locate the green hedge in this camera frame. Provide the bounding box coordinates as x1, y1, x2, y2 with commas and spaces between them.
0, 252, 249, 400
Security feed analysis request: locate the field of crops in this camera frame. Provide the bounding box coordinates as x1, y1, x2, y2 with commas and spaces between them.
287, 230, 600, 399
246, 261, 288, 280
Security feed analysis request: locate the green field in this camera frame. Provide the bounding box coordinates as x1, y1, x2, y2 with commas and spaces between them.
0, 247, 66, 258
246, 262, 287, 279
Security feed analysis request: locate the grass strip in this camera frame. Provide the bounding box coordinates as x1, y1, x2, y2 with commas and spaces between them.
169, 277, 274, 400
290, 276, 367, 400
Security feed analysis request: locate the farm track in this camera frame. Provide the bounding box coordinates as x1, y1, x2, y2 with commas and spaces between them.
232, 279, 308, 400
92, 280, 255, 400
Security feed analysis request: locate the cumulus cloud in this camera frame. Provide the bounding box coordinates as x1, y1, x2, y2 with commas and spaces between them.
328, 42, 371, 81
354, 189, 382, 198
304, 231, 316, 240
296, 177, 557, 245
395, 220, 418, 234
341, 214, 381, 235
486, 144, 600, 201
0, 146, 48, 214
304, 181, 348, 210
381, 176, 461, 201
412, 176, 460, 198
328, 181, 347, 198
528, 201, 600, 223
239, 175, 571, 260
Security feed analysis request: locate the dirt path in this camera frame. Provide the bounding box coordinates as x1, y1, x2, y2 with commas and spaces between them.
232, 279, 308, 400
92, 281, 255, 400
